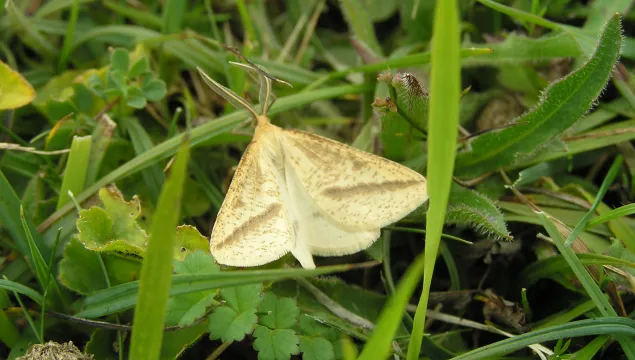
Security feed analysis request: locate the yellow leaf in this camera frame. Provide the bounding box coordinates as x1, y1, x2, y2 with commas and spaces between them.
0, 59, 36, 110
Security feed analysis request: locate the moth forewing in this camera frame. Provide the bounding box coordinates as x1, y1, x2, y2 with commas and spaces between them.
209, 137, 295, 267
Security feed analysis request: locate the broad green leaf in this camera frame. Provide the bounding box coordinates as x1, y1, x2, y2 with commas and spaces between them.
455, 15, 623, 178
258, 293, 300, 330
141, 77, 167, 102
129, 139, 191, 360
173, 227, 211, 262
0, 59, 36, 110
446, 184, 510, 239
208, 283, 263, 342
58, 238, 141, 295
253, 326, 300, 360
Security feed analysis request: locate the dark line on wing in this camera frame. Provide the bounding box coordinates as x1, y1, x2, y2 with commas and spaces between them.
213, 203, 282, 250
321, 179, 422, 199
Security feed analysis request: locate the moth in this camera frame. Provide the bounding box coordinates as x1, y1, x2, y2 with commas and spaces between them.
199, 63, 428, 269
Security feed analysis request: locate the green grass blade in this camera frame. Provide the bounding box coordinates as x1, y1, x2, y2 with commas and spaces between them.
451, 317, 635, 360
76, 262, 374, 318
538, 212, 616, 316
0, 171, 51, 263
56, 0, 79, 72
39, 84, 371, 232
120, 117, 165, 203
338, 0, 383, 56
85, 115, 116, 187
160, 0, 186, 34
128, 139, 190, 360
585, 203, 635, 229
0, 279, 44, 305
56, 135, 92, 210
407, 0, 461, 357
564, 155, 623, 246
455, 15, 623, 178
19, 207, 66, 310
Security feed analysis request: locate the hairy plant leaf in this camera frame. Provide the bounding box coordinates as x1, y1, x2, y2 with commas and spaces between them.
455, 15, 623, 178
446, 184, 510, 239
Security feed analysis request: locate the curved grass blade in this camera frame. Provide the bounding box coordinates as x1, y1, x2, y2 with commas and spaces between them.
0, 279, 45, 306
76, 262, 375, 319
452, 317, 635, 360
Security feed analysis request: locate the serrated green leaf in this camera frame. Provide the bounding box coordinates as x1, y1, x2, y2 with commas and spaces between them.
141, 78, 167, 102
300, 336, 335, 360
126, 86, 147, 108
0, 59, 36, 110
455, 15, 623, 178
208, 306, 258, 342
446, 184, 510, 239
258, 293, 300, 330
110, 48, 130, 73
208, 283, 263, 341
75, 187, 147, 260
253, 326, 300, 360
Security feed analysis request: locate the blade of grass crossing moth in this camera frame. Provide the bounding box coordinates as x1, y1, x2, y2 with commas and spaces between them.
407, 0, 461, 358
358, 0, 462, 356
564, 155, 622, 247
129, 139, 190, 360
537, 212, 635, 356
56, 135, 92, 210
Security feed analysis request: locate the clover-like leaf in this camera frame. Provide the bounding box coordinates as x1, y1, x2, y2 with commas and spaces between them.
141, 75, 167, 102
126, 86, 147, 109
107, 69, 126, 92
253, 325, 300, 360
208, 306, 258, 342
110, 48, 130, 73
208, 283, 263, 342
258, 293, 300, 330
167, 251, 220, 326
0, 59, 35, 110
128, 57, 149, 78
300, 337, 335, 360
174, 226, 210, 262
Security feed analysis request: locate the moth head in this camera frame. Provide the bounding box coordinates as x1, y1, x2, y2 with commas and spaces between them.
197, 61, 291, 126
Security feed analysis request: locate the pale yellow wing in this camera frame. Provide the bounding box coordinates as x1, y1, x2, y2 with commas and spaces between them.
210, 138, 294, 267
279, 129, 428, 231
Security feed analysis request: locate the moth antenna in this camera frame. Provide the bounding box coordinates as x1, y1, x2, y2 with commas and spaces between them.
196, 67, 259, 120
